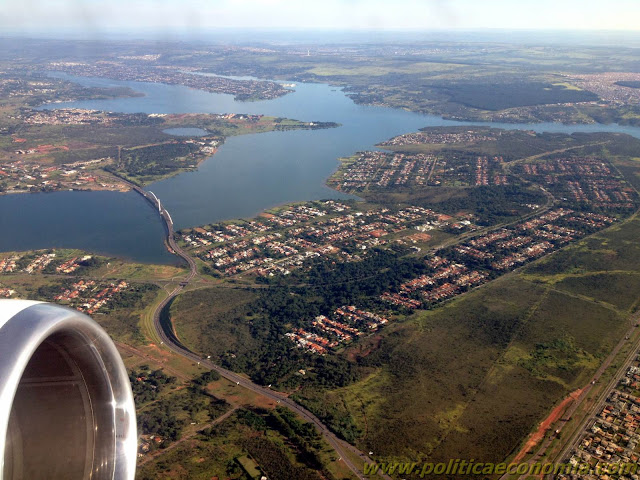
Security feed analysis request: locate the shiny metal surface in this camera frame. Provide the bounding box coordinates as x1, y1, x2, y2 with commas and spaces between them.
0, 300, 137, 480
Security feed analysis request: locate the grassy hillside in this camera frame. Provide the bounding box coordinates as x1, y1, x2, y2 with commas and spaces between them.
170, 217, 640, 468
294, 216, 640, 467
166, 129, 640, 473
171, 287, 259, 357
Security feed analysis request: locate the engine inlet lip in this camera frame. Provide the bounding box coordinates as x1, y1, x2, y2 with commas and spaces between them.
0, 300, 137, 480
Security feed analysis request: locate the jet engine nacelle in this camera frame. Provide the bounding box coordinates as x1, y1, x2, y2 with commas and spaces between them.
0, 300, 137, 479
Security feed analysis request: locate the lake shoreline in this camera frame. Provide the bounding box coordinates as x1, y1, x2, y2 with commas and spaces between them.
4, 73, 640, 264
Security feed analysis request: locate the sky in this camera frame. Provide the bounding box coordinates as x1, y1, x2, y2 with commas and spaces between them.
2, 0, 640, 36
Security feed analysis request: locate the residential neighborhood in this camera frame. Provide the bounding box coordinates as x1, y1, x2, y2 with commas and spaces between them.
53, 279, 130, 315
179, 200, 470, 278
0, 250, 133, 314
0, 157, 128, 194
518, 155, 636, 211
381, 208, 617, 310
286, 306, 389, 355
561, 356, 640, 480
378, 130, 500, 147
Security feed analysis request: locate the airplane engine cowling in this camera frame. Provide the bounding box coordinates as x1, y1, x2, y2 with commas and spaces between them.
0, 300, 137, 480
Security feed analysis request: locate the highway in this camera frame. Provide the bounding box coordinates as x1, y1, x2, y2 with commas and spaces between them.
550, 314, 640, 473
142, 188, 388, 480
498, 310, 640, 480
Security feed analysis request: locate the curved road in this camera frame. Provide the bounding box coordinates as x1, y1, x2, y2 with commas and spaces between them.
147, 199, 388, 480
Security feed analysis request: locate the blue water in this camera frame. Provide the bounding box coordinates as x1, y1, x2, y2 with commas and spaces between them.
3, 71, 640, 263
0, 191, 174, 263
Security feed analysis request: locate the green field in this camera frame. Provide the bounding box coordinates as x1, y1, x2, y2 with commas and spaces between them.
306, 216, 640, 465
163, 127, 640, 472
0, 249, 352, 480
167, 213, 640, 469
137, 406, 350, 480
171, 287, 260, 358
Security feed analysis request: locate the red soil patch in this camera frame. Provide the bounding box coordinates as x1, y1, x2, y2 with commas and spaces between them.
406, 232, 432, 242
345, 335, 383, 362
144, 342, 173, 362
12, 137, 27, 143
513, 387, 584, 463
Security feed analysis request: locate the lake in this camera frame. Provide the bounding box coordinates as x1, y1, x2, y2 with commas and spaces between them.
3, 72, 640, 263
0, 190, 174, 263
